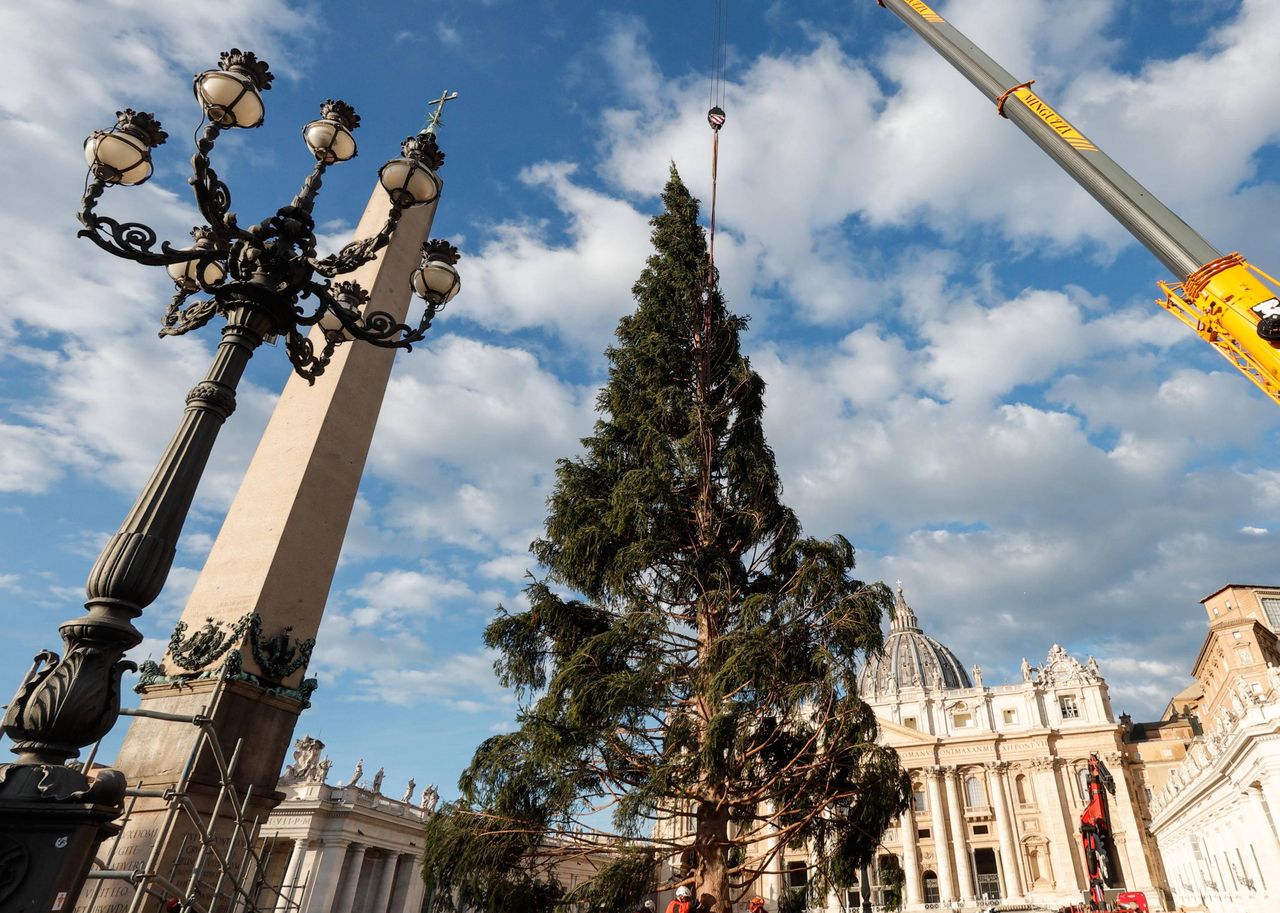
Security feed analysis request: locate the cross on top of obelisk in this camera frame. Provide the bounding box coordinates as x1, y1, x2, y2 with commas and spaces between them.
422, 90, 459, 135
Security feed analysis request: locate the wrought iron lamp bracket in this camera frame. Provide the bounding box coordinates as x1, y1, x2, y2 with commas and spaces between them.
77, 182, 230, 270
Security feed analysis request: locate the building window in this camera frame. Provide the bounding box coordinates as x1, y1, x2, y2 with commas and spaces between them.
1015, 774, 1029, 805
971, 824, 989, 836
913, 785, 927, 813
786, 861, 808, 889
923, 871, 940, 904
1235, 647, 1253, 664
918, 828, 931, 839
1260, 596, 1280, 629
1059, 695, 1080, 719
1001, 708, 1017, 725
965, 776, 986, 807
953, 712, 974, 729
1076, 767, 1091, 802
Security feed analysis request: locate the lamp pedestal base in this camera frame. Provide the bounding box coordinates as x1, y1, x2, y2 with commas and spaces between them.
0, 765, 124, 913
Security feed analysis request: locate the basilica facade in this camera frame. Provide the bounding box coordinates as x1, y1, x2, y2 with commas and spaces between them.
834, 586, 1165, 911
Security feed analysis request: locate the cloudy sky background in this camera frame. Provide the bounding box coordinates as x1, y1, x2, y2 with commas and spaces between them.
2, 0, 1279, 797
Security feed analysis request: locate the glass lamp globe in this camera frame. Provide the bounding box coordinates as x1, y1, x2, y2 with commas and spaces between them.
166, 256, 225, 291
318, 304, 355, 340
84, 130, 153, 186
412, 258, 461, 305
378, 158, 442, 208
194, 68, 265, 128
303, 118, 357, 164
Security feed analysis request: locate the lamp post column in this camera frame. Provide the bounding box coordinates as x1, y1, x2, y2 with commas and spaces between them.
0, 305, 270, 913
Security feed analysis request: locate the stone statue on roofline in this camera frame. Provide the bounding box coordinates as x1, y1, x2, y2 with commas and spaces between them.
371, 766, 385, 794
421, 783, 440, 814
282, 735, 328, 785
403, 777, 417, 803
343, 758, 364, 788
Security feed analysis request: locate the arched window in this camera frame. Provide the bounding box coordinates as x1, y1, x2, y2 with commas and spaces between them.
913, 783, 927, 813
923, 870, 940, 904
1015, 773, 1029, 805
1076, 766, 1091, 802
965, 775, 986, 807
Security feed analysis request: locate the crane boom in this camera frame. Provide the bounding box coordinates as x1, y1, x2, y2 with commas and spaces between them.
875, 0, 1280, 406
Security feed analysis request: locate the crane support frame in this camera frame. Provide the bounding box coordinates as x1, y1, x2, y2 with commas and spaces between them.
876, 0, 1280, 407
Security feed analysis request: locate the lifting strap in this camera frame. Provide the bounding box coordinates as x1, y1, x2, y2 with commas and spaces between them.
707, 0, 729, 289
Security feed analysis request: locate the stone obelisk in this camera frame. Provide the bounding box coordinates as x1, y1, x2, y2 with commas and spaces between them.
80, 157, 446, 911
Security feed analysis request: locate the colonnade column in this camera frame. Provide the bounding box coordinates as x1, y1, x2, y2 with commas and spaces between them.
1030, 759, 1080, 891
988, 763, 1023, 899
369, 851, 401, 913
769, 799, 786, 902
333, 843, 369, 913
387, 854, 412, 912
900, 805, 923, 908
924, 767, 957, 902
275, 838, 309, 912
943, 768, 975, 902
402, 853, 428, 913
1244, 784, 1280, 890
300, 840, 349, 913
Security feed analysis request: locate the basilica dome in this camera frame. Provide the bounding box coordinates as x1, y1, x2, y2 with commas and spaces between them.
858, 583, 971, 699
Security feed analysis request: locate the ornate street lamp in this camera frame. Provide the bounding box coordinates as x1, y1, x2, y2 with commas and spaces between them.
1, 47, 460, 908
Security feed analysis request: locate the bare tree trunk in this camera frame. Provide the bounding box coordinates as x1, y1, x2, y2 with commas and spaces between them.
696, 803, 733, 913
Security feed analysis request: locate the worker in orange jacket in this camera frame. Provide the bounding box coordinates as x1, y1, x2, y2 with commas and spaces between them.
666, 886, 693, 913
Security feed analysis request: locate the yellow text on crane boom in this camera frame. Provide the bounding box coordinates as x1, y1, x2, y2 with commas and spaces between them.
1012, 87, 1099, 152
902, 0, 944, 24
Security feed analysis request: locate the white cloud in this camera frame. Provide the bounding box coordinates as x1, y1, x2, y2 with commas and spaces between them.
458, 163, 653, 348
0, 423, 87, 493
367, 333, 596, 547
345, 568, 487, 626
353, 649, 515, 712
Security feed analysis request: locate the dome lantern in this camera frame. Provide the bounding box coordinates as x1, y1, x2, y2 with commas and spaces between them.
858, 582, 971, 699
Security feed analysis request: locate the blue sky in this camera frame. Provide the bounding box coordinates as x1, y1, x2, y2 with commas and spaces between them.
3, 0, 1280, 800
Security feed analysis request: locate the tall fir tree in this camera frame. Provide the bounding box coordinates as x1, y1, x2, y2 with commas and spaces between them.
422, 168, 908, 913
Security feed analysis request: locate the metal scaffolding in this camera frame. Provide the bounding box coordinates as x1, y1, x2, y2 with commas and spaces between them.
71, 690, 307, 913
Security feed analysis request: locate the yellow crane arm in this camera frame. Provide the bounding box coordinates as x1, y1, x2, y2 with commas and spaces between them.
875, 0, 1280, 406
